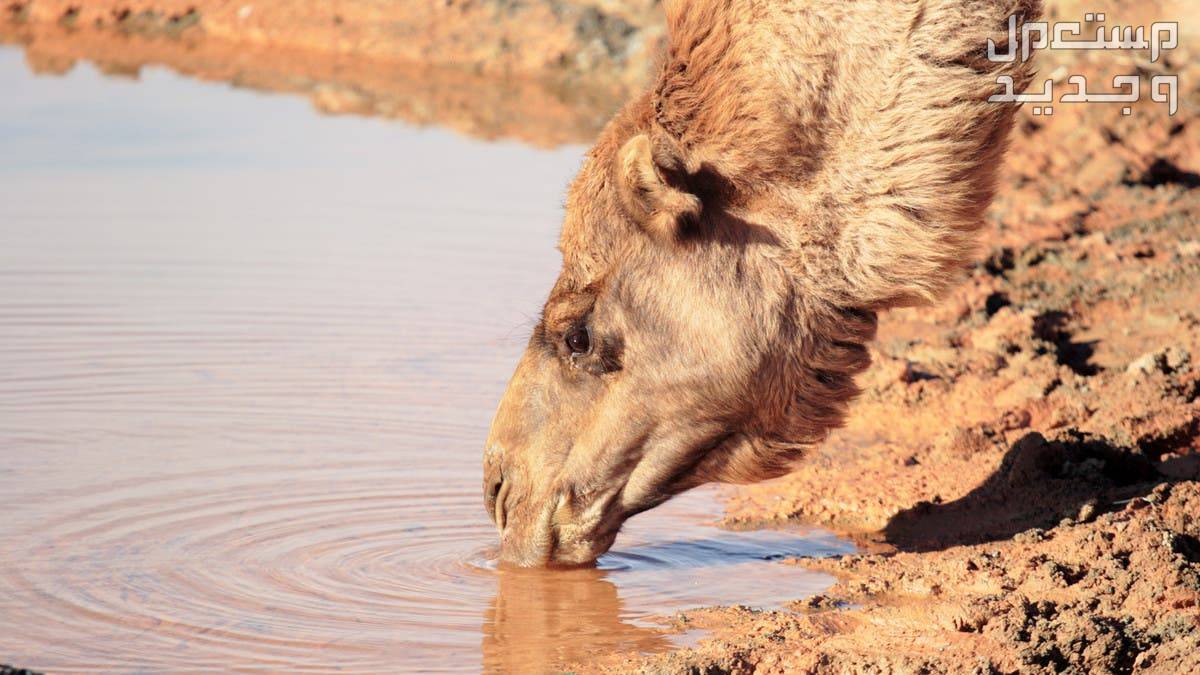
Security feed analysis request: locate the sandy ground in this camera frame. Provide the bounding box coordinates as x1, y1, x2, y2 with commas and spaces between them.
4, 1, 1200, 673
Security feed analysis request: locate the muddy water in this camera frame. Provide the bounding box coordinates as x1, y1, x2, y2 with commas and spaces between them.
0, 49, 852, 673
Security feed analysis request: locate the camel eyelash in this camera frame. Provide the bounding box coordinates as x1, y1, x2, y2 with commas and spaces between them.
571, 330, 623, 376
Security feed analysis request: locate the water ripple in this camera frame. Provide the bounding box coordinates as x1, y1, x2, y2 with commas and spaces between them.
0, 50, 853, 673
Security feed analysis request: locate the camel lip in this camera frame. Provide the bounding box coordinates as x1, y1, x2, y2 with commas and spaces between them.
498, 503, 623, 568
495, 557, 597, 571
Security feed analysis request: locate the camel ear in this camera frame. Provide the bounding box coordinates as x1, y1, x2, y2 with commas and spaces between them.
615, 133, 701, 243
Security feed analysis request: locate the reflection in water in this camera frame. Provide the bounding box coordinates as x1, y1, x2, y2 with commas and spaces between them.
482, 519, 852, 672
0, 48, 851, 672
484, 566, 672, 673
0, 21, 624, 146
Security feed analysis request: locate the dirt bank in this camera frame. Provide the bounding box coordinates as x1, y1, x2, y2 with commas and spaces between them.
586, 3, 1200, 673
2, 0, 660, 145
0, 19, 624, 146
4, 0, 660, 84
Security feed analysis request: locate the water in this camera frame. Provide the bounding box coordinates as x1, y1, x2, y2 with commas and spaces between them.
0, 48, 852, 673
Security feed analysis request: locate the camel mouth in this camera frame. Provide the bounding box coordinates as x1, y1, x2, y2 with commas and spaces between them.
497, 490, 627, 568
496, 556, 597, 571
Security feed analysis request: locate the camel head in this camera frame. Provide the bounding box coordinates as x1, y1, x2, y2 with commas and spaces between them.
484, 0, 1039, 566
483, 113, 877, 566
482, 119, 878, 562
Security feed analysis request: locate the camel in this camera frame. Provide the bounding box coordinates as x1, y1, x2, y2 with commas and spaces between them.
485, 0, 1042, 566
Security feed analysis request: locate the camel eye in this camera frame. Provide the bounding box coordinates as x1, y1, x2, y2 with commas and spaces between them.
565, 326, 591, 356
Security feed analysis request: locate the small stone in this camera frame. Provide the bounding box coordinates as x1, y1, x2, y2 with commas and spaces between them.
1126, 351, 1162, 375
999, 408, 1032, 431
1015, 527, 1048, 544
1163, 347, 1191, 372
797, 593, 849, 612
1147, 483, 1172, 504
1126, 346, 1191, 376
1077, 499, 1100, 523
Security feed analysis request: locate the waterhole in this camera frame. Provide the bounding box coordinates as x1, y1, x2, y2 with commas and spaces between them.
0, 49, 852, 673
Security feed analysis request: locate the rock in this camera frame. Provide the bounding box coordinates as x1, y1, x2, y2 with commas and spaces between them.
1076, 499, 1100, 524
1126, 346, 1191, 376
1163, 347, 1192, 372
936, 428, 992, 459
1126, 498, 1151, 512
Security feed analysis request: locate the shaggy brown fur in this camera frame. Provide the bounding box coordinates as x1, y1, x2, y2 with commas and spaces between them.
485, 0, 1042, 566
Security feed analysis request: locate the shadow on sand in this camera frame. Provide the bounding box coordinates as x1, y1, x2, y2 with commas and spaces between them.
880, 431, 1173, 553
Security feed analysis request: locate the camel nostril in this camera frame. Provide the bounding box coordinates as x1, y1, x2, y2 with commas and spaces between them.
485, 476, 502, 519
